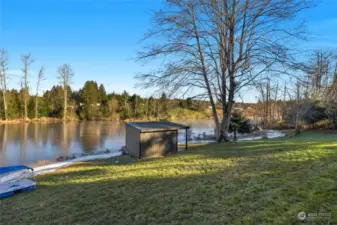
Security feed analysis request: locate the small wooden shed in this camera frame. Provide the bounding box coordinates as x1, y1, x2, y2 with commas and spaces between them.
125, 121, 190, 158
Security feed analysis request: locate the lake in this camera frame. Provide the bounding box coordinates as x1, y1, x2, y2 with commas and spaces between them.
0, 120, 216, 166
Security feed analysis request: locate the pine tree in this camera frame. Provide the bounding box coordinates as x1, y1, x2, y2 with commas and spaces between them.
229, 113, 252, 141
80, 81, 100, 120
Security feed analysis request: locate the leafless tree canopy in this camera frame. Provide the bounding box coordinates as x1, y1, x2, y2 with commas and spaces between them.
137, 0, 312, 141
58, 64, 74, 120
21, 53, 34, 120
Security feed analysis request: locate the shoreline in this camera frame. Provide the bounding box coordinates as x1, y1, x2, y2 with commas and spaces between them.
0, 118, 75, 124
0, 117, 125, 124
33, 151, 122, 176
0, 130, 286, 183
0, 115, 212, 125
0, 151, 122, 184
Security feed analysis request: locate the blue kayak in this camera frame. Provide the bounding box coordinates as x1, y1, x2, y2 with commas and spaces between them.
0, 165, 33, 175
0, 165, 36, 198
0, 179, 36, 198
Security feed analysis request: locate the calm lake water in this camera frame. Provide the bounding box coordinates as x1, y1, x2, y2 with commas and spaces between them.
0, 120, 215, 166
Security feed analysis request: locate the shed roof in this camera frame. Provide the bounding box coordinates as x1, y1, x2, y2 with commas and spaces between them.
127, 121, 190, 132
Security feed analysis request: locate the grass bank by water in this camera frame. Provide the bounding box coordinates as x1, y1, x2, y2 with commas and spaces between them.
1, 131, 337, 224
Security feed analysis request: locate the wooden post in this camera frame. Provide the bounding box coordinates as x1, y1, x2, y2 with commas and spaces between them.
185, 128, 188, 150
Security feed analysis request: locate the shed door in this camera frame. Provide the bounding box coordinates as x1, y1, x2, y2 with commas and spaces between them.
140, 131, 177, 158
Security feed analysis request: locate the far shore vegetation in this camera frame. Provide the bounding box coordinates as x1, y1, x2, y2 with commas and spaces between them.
0, 77, 214, 123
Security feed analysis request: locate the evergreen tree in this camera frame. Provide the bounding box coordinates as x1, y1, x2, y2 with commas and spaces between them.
43, 86, 64, 118
108, 97, 119, 119
80, 81, 100, 120
130, 94, 140, 118
159, 92, 168, 118
229, 113, 252, 141
98, 84, 107, 103
7, 89, 22, 119
120, 91, 130, 119
148, 96, 155, 119
98, 84, 109, 118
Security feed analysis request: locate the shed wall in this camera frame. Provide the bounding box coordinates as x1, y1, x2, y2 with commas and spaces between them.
140, 130, 178, 158
125, 124, 141, 158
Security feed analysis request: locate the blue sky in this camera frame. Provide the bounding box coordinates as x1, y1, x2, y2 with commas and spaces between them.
0, 0, 337, 102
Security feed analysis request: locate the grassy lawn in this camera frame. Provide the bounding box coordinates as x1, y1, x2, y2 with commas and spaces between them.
1, 131, 337, 225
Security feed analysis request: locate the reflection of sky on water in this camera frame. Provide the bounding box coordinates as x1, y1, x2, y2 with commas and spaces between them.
0, 122, 126, 166
0, 120, 215, 166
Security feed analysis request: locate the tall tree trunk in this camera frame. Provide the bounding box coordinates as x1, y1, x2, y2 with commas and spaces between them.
0, 50, 8, 121
58, 64, 73, 121
21, 54, 34, 120
64, 87, 67, 120
191, 4, 220, 138
220, 78, 235, 142
218, 1, 236, 142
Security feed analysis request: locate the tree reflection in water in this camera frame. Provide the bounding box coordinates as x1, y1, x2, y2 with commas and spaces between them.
0, 121, 125, 166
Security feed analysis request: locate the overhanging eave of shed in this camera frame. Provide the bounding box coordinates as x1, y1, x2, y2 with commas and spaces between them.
127, 121, 190, 133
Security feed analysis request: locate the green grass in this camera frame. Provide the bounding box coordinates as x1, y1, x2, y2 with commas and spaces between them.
1, 131, 337, 225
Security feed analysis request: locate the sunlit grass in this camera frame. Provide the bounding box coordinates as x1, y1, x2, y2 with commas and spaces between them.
1, 131, 337, 225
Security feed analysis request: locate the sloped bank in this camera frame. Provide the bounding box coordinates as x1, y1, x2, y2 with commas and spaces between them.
0, 130, 286, 183
34, 130, 286, 176
0, 152, 122, 184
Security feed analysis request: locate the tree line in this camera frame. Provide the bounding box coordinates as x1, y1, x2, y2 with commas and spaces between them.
0, 49, 75, 121
0, 50, 209, 121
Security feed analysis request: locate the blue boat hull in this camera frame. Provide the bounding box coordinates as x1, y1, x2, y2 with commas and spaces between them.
0, 179, 36, 198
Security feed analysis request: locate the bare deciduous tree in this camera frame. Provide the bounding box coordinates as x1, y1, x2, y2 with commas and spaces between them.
137, 0, 311, 141
35, 66, 45, 119
255, 78, 271, 128
285, 78, 312, 135
322, 57, 337, 129
21, 53, 34, 120
0, 49, 8, 121
303, 50, 336, 97
58, 64, 74, 120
